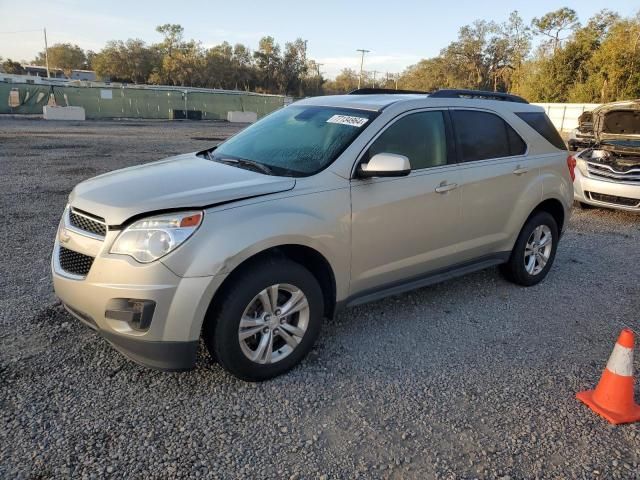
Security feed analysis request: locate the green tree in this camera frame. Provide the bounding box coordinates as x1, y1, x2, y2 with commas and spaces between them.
93, 39, 158, 83
33, 43, 87, 75
1, 59, 25, 74
155, 24, 184, 57
254, 36, 282, 93
324, 68, 360, 93
397, 58, 450, 91
232, 43, 256, 91
501, 11, 532, 92
440, 20, 497, 89
573, 18, 640, 102
300, 59, 325, 96
153, 40, 204, 87
281, 38, 308, 95
515, 9, 633, 102
204, 41, 235, 88
531, 7, 580, 53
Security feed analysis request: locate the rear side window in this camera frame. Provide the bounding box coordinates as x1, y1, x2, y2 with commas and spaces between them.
451, 110, 526, 162
515, 112, 567, 150
368, 111, 448, 170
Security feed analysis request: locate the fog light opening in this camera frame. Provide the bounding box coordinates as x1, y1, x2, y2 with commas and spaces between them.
105, 299, 156, 331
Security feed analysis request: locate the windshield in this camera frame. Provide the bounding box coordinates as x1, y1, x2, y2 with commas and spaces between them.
209, 105, 376, 177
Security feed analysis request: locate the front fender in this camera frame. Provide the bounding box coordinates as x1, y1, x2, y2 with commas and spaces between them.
161, 188, 351, 300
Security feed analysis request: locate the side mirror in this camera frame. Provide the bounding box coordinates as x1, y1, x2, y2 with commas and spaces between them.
358, 153, 411, 178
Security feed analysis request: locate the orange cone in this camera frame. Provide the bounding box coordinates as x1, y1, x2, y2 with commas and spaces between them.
576, 328, 640, 424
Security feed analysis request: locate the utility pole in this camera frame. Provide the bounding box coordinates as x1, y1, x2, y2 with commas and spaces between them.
371, 70, 381, 88
316, 63, 324, 94
356, 49, 370, 89
44, 27, 50, 78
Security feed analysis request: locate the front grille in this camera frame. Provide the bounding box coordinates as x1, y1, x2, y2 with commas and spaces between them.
586, 162, 640, 183
59, 246, 95, 276
587, 192, 640, 207
69, 209, 107, 237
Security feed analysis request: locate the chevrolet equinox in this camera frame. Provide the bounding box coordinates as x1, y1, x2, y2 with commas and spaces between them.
52, 89, 574, 381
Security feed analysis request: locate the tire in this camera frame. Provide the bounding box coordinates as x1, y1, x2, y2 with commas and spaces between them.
500, 211, 559, 286
203, 257, 324, 381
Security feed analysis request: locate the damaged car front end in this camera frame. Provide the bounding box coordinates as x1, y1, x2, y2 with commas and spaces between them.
573, 100, 640, 212
568, 111, 595, 150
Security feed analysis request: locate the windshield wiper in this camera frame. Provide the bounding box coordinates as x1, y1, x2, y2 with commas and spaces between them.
211, 155, 274, 175
219, 157, 273, 175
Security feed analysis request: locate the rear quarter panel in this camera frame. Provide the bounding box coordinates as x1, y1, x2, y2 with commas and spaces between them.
505, 110, 573, 234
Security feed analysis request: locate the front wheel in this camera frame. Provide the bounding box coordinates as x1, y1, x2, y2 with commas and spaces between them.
203, 258, 324, 381
500, 211, 559, 286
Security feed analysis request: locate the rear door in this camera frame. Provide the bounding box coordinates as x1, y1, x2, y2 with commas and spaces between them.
350, 109, 462, 295
450, 108, 537, 260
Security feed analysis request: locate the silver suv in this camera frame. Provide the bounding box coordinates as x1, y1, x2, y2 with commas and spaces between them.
52, 89, 574, 381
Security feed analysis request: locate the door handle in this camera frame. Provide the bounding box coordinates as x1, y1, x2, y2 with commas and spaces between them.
513, 166, 530, 175
435, 182, 458, 194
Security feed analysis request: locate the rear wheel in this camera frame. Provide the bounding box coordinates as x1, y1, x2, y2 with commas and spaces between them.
203, 258, 323, 381
500, 211, 559, 286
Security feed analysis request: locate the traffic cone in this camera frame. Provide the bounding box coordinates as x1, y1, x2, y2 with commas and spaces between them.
576, 328, 640, 424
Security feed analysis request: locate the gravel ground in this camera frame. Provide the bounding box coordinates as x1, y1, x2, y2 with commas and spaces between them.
1, 117, 639, 479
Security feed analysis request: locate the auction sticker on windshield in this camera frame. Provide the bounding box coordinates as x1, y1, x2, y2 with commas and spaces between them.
326, 115, 369, 128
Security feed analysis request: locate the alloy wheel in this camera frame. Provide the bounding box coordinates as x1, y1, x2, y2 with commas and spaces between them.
524, 225, 553, 276
238, 284, 310, 364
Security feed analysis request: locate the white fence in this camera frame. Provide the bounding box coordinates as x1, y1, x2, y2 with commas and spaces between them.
533, 103, 601, 132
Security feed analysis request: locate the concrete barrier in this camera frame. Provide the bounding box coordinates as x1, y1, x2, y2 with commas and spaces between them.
43, 106, 86, 121
227, 111, 258, 123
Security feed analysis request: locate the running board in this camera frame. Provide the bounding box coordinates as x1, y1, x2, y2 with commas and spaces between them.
344, 252, 510, 309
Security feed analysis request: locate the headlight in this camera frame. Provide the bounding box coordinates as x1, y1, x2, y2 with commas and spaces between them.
111, 211, 203, 263
575, 156, 589, 176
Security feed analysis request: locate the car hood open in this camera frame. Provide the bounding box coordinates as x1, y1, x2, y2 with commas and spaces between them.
69, 152, 296, 225
593, 100, 640, 146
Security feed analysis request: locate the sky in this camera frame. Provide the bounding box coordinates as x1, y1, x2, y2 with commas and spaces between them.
0, 0, 637, 78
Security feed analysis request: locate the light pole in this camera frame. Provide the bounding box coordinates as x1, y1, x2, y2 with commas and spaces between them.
44, 27, 50, 78
316, 63, 324, 94
371, 70, 381, 88
356, 49, 369, 89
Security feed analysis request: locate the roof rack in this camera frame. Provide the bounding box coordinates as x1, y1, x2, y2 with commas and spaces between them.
429, 89, 528, 104
349, 88, 429, 95
347, 87, 529, 104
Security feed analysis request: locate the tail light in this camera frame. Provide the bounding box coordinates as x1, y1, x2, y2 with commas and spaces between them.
567, 155, 577, 182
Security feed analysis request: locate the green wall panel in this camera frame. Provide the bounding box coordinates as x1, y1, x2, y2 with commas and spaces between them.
0, 81, 285, 119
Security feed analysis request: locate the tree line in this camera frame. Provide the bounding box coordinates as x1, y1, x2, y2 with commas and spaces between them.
394, 8, 640, 103
1, 8, 638, 102
1, 24, 323, 96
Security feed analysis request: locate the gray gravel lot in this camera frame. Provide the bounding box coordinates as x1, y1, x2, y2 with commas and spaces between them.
1, 117, 639, 479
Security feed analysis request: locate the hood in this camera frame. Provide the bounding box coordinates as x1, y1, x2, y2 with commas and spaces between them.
592, 100, 640, 145
576, 111, 593, 134
69, 152, 296, 225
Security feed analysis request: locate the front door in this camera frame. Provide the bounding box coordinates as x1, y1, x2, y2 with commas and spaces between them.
350, 110, 462, 295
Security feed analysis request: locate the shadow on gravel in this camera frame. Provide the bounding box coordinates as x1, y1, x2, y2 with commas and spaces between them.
190, 136, 227, 141
31, 144, 93, 150
32, 301, 68, 325
59, 167, 98, 175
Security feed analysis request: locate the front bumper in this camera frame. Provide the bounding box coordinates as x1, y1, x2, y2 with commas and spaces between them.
573, 167, 640, 212
52, 238, 226, 371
